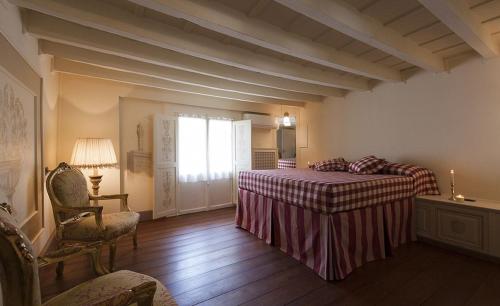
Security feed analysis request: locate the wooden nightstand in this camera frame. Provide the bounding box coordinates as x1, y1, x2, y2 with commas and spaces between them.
416, 195, 500, 259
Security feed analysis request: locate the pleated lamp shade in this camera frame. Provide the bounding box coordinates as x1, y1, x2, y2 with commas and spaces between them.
70, 138, 118, 168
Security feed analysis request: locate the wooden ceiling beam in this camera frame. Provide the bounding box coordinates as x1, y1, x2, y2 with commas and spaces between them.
130, 0, 401, 81
53, 58, 305, 107
419, 0, 499, 58
275, 0, 446, 72
247, 0, 271, 17
22, 11, 346, 97
40, 40, 326, 102
10, 0, 369, 90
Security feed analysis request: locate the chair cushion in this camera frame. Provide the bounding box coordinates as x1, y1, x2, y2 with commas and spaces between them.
43, 270, 177, 306
52, 169, 90, 207
62, 212, 139, 241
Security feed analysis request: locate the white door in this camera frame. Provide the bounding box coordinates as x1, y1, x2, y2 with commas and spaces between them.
232, 120, 252, 203
153, 114, 177, 219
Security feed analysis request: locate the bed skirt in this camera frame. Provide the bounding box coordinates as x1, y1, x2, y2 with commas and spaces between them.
235, 188, 416, 280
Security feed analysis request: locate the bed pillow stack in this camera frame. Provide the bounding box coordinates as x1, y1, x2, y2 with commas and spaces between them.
313, 158, 349, 172
348, 155, 387, 174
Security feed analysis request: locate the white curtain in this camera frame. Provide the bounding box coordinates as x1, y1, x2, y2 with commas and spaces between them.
178, 116, 233, 182
178, 116, 207, 182
208, 119, 233, 180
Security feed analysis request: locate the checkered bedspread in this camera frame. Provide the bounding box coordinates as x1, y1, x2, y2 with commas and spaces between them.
379, 162, 440, 196
238, 166, 439, 214
278, 158, 296, 169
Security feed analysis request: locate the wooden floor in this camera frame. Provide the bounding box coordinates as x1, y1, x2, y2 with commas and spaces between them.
40, 207, 500, 306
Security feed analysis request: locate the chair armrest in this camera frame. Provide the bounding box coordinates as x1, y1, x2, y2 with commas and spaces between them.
0, 202, 12, 214
57, 206, 103, 214
56, 206, 104, 231
38, 242, 101, 268
130, 281, 157, 306
90, 193, 130, 212
90, 194, 128, 201
73, 280, 156, 306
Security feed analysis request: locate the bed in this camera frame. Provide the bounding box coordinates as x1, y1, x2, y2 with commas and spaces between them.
235, 163, 440, 280
277, 158, 296, 169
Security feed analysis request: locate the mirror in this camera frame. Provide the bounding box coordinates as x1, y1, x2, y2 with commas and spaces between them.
277, 125, 296, 160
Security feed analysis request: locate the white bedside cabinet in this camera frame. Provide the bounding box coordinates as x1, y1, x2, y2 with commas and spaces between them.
416, 195, 500, 258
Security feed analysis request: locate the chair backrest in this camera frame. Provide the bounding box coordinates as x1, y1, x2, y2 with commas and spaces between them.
46, 162, 90, 209
0, 203, 41, 306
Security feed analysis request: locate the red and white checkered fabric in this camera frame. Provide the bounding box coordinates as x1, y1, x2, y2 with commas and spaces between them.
379, 162, 440, 195
313, 158, 348, 172
239, 169, 414, 214
278, 158, 296, 169
348, 155, 387, 175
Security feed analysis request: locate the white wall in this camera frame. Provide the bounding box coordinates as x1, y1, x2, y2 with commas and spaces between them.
0, 0, 59, 255
57, 74, 306, 214
252, 128, 276, 149
298, 101, 338, 167
313, 56, 500, 201
120, 97, 242, 214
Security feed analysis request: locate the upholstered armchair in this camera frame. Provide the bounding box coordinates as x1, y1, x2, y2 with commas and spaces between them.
46, 162, 139, 272
0, 202, 177, 306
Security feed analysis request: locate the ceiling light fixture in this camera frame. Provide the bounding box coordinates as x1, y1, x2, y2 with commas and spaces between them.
283, 111, 291, 127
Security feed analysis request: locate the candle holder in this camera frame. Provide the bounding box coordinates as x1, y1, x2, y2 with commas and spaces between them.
449, 182, 456, 201
449, 169, 456, 201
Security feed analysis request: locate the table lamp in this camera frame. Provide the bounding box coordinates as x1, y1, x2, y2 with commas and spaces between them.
70, 138, 118, 205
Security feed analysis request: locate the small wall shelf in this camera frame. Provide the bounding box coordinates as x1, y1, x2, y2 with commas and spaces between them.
127, 151, 152, 175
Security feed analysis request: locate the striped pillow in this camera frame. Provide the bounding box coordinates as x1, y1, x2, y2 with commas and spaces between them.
314, 158, 348, 172
348, 155, 387, 174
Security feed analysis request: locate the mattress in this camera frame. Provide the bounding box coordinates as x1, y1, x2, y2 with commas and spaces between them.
239, 169, 415, 214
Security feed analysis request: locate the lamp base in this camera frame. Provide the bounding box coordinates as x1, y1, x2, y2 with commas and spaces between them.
89, 174, 103, 206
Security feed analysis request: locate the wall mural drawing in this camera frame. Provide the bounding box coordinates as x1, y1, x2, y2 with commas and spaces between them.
0, 67, 39, 228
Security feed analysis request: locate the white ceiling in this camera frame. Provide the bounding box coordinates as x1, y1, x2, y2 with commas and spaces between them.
10, 0, 500, 104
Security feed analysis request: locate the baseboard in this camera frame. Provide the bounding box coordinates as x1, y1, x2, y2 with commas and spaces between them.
208, 202, 236, 210
177, 207, 208, 215
138, 210, 153, 222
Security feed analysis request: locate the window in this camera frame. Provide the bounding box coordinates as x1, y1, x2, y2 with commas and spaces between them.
178, 116, 207, 182
178, 116, 233, 183
208, 119, 232, 180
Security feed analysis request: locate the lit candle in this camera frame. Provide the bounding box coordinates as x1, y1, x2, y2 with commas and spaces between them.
455, 194, 465, 202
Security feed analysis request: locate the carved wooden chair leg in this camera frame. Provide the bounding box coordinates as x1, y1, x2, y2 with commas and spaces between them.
90, 244, 109, 275
133, 230, 138, 249
109, 242, 117, 272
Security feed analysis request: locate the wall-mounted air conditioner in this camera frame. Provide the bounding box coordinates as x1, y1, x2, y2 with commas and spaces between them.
242, 113, 276, 129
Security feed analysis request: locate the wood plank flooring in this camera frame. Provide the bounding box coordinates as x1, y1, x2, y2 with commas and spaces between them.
39, 207, 500, 305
